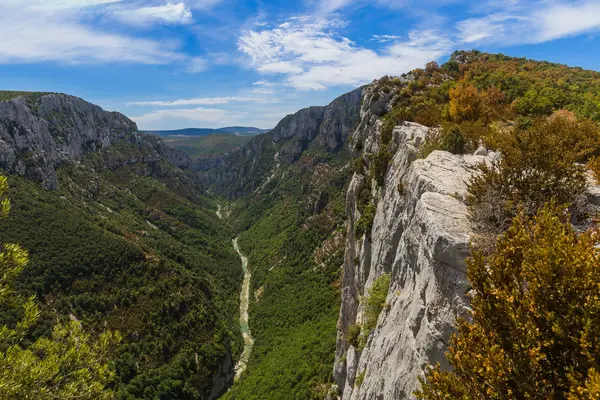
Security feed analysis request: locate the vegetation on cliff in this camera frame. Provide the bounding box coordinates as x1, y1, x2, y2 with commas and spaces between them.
408, 52, 600, 399
416, 204, 600, 399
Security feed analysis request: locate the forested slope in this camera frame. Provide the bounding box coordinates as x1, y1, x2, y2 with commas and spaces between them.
0, 92, 242, 399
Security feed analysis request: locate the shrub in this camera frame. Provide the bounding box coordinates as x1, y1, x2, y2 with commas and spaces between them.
355, 370, 366, 388
362, 273, 391, 333
419, 125, 467, 158
352, 156, 366, 175
416, 203, 600, 399
589, 156, 600, 183
468, 115, 600, 241
369, 146, 392, 187
355, 202, 376, 238
347, 324, 361, 348
448, 84, 482, 122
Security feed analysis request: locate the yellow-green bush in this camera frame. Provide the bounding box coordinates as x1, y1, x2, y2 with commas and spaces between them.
468, 115, 600, 239
416, 203, 600, 399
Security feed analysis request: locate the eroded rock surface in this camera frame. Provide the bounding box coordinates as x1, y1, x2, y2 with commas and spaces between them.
334, 93, 494, 399
0, 93, 190, 189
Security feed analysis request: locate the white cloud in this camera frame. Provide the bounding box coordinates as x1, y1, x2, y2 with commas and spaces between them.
371, 34, 402, 43
187, 57, 208, 73
238, 17, 452, 90
535, 1, 600, 41
455, 1, 600, 45
0, 1, 184, 64
127, 97, 252, 106
112, 3, 193, 26
131, 107, 248, 129
257, 61, 304, 74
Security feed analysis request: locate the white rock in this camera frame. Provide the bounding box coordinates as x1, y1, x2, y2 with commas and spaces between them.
334, 122, 494, 400
473, 146, 487, 156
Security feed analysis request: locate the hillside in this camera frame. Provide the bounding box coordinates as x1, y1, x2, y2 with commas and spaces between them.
202, 50, 600, 399
162, 134, 254, 164
2, 50, 600, 399
0, 92, 242, 399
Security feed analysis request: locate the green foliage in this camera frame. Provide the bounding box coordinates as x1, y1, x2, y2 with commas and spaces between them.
467, 116, 600, 241
347, 324, 361, 348
1, 321, 120, 400
355, 370, 365, 388
362, 274, 391, 334
369, 146, 392, 187
355, 201, 376, 238
377, 51, 600, 161
0, 175, 120, 399
416, 204, 600, 399
0, 157, 242, 399
419, 125, 466, 158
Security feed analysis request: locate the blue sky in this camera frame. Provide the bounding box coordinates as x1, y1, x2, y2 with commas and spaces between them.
1, 0, 600, 130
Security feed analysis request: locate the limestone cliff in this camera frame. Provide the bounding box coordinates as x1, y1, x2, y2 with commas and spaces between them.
330, 83, 495, 399
203, 87, 363, 198
0, 92, 190, 189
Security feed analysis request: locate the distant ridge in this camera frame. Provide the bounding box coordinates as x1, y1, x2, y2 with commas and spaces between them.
145, 126, 270, 137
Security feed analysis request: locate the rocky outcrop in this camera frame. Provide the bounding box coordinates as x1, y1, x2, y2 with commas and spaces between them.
203, 87, 364, 197
332, 83, 495, 399
0, 93, 190, 189
191, 155, 225, 172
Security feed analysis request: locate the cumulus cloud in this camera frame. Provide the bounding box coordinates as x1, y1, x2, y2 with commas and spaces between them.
238, 17, 451, 90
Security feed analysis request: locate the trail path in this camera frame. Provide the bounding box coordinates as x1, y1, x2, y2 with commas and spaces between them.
232, 237, 254, 380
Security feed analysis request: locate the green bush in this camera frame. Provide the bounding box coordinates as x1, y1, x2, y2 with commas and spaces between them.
347, 324, 361, 348
369, 146, 392, 186
419, 125, 466, 158
355, 370, 366, 388
355, 202, 376, 238
362, 273, 391, 333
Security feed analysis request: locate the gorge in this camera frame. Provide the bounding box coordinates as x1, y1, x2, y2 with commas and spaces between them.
1, 50, 600, 399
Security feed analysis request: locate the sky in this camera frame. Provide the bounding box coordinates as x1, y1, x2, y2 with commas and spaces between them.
1, 0, 600, 130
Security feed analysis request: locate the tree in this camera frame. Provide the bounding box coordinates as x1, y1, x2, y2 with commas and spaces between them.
0, 175, 120, 399
416, 203, 600, 399
448, 84, 482, 122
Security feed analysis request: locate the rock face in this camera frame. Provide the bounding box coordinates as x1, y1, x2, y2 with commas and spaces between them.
203, 87, 364, 197
0, 93, 190, 189
332, 84, 496, 399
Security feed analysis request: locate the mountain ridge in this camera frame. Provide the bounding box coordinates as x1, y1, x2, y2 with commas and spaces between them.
145, 126, 270, 137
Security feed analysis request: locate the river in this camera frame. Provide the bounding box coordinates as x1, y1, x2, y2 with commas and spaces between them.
216, 205, 254, 381
232, 237, 254, 380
